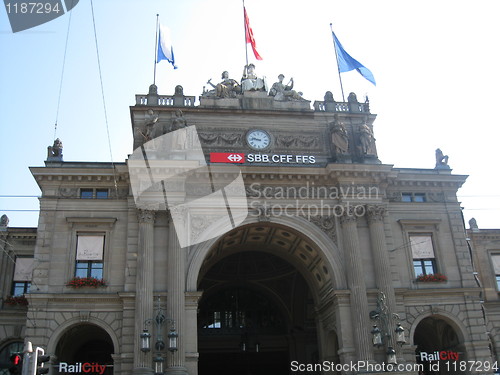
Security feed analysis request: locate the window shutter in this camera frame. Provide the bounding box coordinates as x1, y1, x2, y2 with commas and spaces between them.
410, 236, 435, 259
77, 235, 104, 260
14, 258, 34, 281
491, 255, 500, 274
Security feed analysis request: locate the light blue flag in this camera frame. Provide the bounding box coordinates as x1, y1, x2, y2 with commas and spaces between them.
332, 30, 375, 85
157, 24, 177, 69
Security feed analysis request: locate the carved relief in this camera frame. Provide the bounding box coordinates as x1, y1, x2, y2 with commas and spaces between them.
275, 135, 319, 149
309, 215, 337, 244
137, 209, 155, 223
198, 132, 243, 146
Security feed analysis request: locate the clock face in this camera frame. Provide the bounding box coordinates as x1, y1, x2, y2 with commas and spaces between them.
246, 130, 271, 150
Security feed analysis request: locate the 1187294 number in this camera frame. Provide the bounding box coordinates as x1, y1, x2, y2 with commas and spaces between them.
5, 2, 61, 14
445, 360, 498, 372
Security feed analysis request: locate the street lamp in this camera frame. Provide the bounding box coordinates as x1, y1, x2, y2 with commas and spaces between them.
140, 297, 178, 374
369, 292, 406, 364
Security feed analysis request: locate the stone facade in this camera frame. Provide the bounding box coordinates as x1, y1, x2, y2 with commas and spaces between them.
0, 86, 497, 375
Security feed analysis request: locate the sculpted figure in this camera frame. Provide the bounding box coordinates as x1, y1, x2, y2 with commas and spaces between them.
269, 74, 304, 101
241, 64, 265, 92
324, 91, 334, 102
330, 116, 349, 154
141, 109, 159, 141
47, 138, 63, 158
207, 71, 240, 98
359, 123, 375, 155
170, 109, 188, 149
435, 148, 449, 166
0, 214, 9, 227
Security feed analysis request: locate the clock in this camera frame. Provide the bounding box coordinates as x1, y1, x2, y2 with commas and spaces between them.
246, 129, 271, 150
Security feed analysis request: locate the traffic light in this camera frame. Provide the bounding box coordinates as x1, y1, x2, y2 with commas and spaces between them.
32, 347, 50, 375
8, 354, 22, 375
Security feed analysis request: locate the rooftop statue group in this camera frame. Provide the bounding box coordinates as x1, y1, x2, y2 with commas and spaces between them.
203, 64, 305, 101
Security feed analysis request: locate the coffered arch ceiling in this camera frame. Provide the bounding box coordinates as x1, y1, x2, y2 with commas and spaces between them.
198, 222, 338, 303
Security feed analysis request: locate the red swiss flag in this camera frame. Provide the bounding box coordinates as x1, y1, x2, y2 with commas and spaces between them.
210, 153, 245, 163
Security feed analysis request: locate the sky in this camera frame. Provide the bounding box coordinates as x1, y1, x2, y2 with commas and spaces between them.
1, 0, 500, 229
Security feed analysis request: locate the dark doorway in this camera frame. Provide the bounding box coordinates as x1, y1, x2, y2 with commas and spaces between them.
198, 251, 318, 375
414, 316, 466, 375
56, 324, 114, 375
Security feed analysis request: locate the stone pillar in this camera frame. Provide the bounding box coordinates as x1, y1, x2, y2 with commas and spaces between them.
339, 206, 374, 362
133, 210, 155, 375
166, 210, 188, 375
366, 205, 400, 354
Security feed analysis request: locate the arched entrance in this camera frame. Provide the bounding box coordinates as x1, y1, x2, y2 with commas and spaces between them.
414, 316, 466, 375
56, 324, 114, 375
196, 222, 338, 375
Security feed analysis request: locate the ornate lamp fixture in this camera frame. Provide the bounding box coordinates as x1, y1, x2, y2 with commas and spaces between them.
140, 297, 178, 374
369, 292, 406, 364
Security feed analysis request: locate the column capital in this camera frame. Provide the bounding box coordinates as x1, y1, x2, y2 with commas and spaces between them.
337, 204, 362, 225
366, 204, 386, 224
137, 209, 156, 223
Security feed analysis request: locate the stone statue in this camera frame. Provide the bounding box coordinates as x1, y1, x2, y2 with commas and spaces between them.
169, 109, 188, 149
359, 123, 375, 155
140, 109, 159, 141
324, 91, 334, 102
330, 116, 349, 155
469, 217, 478, 230
268, 74, 304, 101
0, 214, 9, 227
348, 92, 358, 103
47, 138, 63, 160
435, 148, 449, 167
241, 64, 265, 92
207, 71, 241, 98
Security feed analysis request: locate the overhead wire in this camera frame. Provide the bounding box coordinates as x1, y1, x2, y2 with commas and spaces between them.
90, 0, 119, 197
53, 0, 74, 141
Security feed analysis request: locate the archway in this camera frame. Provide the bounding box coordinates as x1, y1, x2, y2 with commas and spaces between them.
196, 222, 337, 375
55, 324, 114, 375
414, 316, 466, 375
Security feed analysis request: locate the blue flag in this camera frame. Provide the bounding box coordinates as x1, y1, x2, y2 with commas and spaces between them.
332, 30, 375, 85
157, 24, 177, 69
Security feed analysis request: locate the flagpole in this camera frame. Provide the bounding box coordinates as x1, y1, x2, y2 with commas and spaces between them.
243, 0, 249, 68
330, 23, 346, 102
153, 14, 159, 85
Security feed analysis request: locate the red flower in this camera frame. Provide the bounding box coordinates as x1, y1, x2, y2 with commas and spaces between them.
416, 273, 447, 282
5, 295, 29, 306
66, 277, 106, 288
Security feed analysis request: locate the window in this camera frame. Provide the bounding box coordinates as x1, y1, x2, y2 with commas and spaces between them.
491, 255, 500, 290
96, 189, 109, 199
11, 258, 34, 296
75, 234, 104, 279
410, 235, 437, 276
402, 193, 426, 202
80, 188, 109, 199
80, 189, 94, 199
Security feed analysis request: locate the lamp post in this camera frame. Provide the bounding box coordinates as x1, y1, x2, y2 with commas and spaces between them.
369, 292, 406, 366
140, 297, 178, 374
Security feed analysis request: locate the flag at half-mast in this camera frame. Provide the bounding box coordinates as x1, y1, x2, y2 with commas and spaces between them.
157, 24, 177, 69
244, 7, 262, 60
331, 30, 375, 85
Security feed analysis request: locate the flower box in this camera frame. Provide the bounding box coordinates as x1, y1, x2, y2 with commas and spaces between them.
416, 273, 447, 282
66, 277, 106, 288
4, 295, 29, 306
